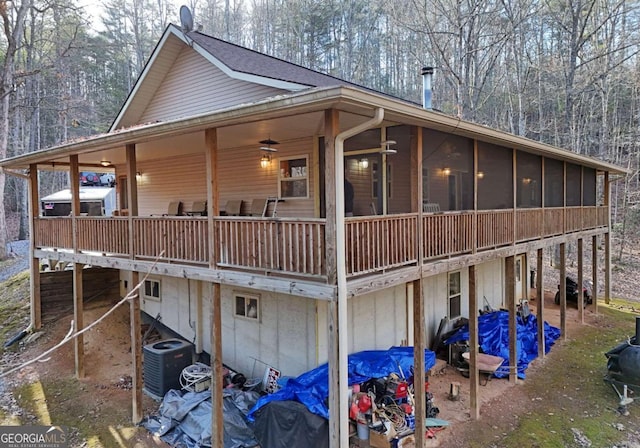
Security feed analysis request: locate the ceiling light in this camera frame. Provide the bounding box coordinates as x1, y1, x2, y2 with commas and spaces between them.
100, 160, 111, 167
259, 138, 279, 152
380, 140, 397, 154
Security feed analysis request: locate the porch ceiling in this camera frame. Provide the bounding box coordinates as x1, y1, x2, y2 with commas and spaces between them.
0, 86, 628, 175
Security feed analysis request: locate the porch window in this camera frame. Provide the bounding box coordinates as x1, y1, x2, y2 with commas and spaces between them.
234, 293, 260, 321
448, 272, 461, 319
143, 278, 161, 302
279, 156, 308, 198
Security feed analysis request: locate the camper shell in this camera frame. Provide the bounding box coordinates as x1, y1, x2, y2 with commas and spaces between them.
41, 187, 116, 217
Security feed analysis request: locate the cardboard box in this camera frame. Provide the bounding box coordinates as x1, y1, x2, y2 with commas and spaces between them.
369, 430, 391, 448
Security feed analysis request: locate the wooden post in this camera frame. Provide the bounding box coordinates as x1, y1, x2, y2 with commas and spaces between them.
210, 283, 224, 448
604, 171, 611, 304
410, 126, 427, 445
205, 128, 219, 267
130, 271, 142, 424
536, 248, 545, 358
70, 156, 84, 379
592, 235, 598, 315
577, 238, 584, 323
205, 127, 224, 448
324, 109, 340, 448
560, 243, 567, 339
28, 164, 41, 330
506, 255, 517, 383
126, 144, 142, 424
468, 265, 480, 419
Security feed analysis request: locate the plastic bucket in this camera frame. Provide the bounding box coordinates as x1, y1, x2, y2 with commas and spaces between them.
356, 421, 369, 440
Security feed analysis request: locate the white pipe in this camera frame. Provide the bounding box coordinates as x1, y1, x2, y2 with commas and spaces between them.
334, 107, 384, 447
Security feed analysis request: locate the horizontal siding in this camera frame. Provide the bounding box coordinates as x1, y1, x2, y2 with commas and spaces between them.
218, 137, 316, 218
139, 46, 287, 124
135, 154, 208, 216
115, 137, 316, 218
117, 35, 183, 128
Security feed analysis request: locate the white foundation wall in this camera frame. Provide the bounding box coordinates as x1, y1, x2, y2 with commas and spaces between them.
219, 286, 317, 379
134, 275, 318, 378
423, 260, 504, 348
476, 258, 506, 310
316, 284, 410, 365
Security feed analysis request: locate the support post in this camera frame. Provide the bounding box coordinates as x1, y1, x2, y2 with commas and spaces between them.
28, 164, 41, 330
210, 283, 224, 448
592, 235, 598, 315
70, 156, 84, 379
578, 239, 584, 323
605, 171, 611, 304
536, 248, 545, 358
130, 271, 142, 424
126, 144, 142, 423
410, 125, 427, 442
205, 128, 224, 448
506, 255, 517, 383
560, 243, 567, 339
469, 265, 480, 419
324, 109, 340, 448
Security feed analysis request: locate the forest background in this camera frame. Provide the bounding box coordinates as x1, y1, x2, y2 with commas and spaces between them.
1, 0, 640, 264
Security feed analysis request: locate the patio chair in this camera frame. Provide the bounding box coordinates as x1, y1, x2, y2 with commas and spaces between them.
423, 203, 441, 213
222, 199, 243, 216
164, 201, 183, 216
185, 200, 207, 216
249, 198, 268, 217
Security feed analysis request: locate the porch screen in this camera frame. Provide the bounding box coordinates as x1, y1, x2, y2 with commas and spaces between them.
566, 163, 582, 206
583, 167, 596, 206
422, 129, 473, 211
544, 159, 564, 207
477, 142, 513, 210
516, 151, 542, 208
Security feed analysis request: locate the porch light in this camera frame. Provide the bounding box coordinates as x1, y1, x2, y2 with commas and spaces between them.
442, 167, 451, 176
136, 172, 142, 181
522, 177, 532, 185
260, 153, 272, 168
100, 160, 111, 167
359, 158, 369, 169
477, 171, 484, 179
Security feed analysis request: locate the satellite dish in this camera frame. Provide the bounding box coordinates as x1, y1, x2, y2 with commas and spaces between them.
180, 6, 194, 33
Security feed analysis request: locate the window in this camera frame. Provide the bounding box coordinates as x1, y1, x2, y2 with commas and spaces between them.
234, 293, 260, 321
143, 278, 161, 301
279, 156, 308, 198
448, 272, 461, 319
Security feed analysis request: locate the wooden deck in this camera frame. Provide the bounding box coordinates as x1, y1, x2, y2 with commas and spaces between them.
35, 206, 607, 279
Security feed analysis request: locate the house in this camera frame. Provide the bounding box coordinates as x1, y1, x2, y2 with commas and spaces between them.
0, 21, 626, 448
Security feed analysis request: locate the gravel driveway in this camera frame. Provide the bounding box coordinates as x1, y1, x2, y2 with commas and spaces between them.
0, 240, 30, 283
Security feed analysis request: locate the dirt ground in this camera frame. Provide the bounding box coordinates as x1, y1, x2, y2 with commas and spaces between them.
2, 285, 639, 448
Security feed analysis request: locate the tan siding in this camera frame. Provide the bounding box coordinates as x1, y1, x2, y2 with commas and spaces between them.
218, 137, 316, 218
139, 47, 287, 124
116, 137, 316, 218
135, 154, 208, 216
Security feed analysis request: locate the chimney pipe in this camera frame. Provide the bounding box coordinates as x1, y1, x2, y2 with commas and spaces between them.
421, 66, 434, 110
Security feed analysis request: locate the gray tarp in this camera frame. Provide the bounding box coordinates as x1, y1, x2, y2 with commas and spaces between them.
142, 388, 260, 448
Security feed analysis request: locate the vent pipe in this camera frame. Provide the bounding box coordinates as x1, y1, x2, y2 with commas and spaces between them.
421, 66, 434, 110
635, 316, 640, 345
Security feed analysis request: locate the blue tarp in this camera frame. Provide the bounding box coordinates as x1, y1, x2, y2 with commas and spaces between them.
247, 346, 436, 421
444, 311, 561, 379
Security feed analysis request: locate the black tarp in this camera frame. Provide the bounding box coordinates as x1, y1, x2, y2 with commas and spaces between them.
253, 400, 329, 448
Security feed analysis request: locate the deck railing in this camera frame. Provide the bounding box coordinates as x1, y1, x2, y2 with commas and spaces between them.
216, 217, 325, 276
423, 212, 473, 259
345, 213, 417, 275
33, 205, 609, 279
